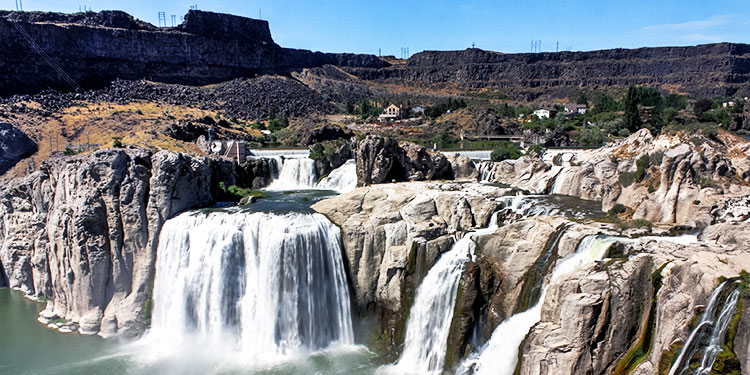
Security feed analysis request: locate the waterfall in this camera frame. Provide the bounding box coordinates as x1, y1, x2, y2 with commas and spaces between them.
146, 210, 354, 362
668, 281, 741, 375
317, 160, 357, 193
268, 157, 319, 190
267, 158, 357, 193
475, 161, 494, 182
379, 221, 500, 375
457, 235, 618, 375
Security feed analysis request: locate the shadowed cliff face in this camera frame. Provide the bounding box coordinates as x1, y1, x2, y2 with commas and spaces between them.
0, 10, 388, 96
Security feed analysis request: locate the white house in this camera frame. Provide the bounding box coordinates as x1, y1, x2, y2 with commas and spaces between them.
533, 109, 552, 119
564, 103, 587, 115
379, 104, 405, 122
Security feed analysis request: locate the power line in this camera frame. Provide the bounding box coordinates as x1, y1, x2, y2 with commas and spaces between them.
11, 21, 81, 92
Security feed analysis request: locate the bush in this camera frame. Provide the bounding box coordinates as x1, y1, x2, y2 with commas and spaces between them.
578, 127, 608, 147
112, 137, 124, 148
635, 155, 651, 182
309, 142, 325, 161
609, 204, 627, 216
527, 144, 544, 155
619, 172, 637, 187
490, 141, 522, 162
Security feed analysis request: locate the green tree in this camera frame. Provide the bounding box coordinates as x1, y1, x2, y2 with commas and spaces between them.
623, 87, 642, 132
592, 93, 619, 114
578, 127, 608, 146
490, 141, 522, 162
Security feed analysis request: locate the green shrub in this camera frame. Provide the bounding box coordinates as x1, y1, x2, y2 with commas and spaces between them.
608, 204, 627, 217
635, 154, 651, 182
309, 142, 325, 161
112, 137, 124, 148
490, 141, 522, 162
619, 172, 637, 187
578, 127, 608, 147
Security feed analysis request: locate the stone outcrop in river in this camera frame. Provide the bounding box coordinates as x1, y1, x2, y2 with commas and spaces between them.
352, 135, 453, 186
0, 148, 215, 336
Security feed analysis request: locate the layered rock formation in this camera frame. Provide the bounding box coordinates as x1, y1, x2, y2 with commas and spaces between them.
312, 181, 506, 351
0, 148, 217, 336
313, 179, 750, 374
346, 44, 750, 99
0, 122, 37, 175
0, 10, 387, 95
482, 129, 750, 225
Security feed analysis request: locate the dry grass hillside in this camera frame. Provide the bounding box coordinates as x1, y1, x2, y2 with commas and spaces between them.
0, 99, 262, 179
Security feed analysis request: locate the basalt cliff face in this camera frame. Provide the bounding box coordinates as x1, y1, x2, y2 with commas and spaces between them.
346, 44, 750, 99
0, 10, 387, 95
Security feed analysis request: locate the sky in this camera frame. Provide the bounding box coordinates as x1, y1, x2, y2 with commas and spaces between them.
4, 0, 750, 56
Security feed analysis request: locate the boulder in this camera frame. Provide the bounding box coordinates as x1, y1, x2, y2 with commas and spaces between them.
0, 123, 38, 175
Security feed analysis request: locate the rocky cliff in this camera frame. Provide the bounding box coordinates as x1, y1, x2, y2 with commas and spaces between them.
0, 148, 218, 336
313, 181, 750, 374
0, 10, 387, 95
482, 129, 750, 225
346, 44, 750, 99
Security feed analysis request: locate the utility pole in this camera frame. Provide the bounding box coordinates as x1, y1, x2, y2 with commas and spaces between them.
17, 0, 23, 11
158, 12, 166, 28
259, 9, 261, 19
556, 41, 559, 52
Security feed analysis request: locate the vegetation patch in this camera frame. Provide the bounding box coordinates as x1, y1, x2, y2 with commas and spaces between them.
612, 262, 669, 375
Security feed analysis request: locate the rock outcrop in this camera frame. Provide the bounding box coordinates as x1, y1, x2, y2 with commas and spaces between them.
0, 148, 215, 336
353, 136, 453, 186
482, 129, 750, 225
312, 181, 507, 352
0, 122, 37, 175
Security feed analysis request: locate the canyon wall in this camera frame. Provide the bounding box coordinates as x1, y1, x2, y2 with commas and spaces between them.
0, 10, 387, 95
346, 44, 750, 99
0, 148, 218, 336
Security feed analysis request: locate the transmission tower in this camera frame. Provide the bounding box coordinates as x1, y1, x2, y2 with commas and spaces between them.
15, 0, 23, 11
158, 12, 167, 27
171, 15, 177, 27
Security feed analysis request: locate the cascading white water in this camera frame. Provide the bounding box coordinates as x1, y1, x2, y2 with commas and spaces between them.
317, 159, 358, 193
475, 161, 494, 182
379, 218, 500, 375
456, 235, 618, 375
267, 158, 357, 192
668, 281, 741, 375
268, 157, 319, 190
145, 210, 354, 364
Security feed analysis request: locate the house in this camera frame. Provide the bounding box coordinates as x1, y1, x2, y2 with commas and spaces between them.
723, 101, 736, 108
533, 108, 554, 119
210, 140, 248, 163
379, 104, 406, 122
564, 103, 587, 115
